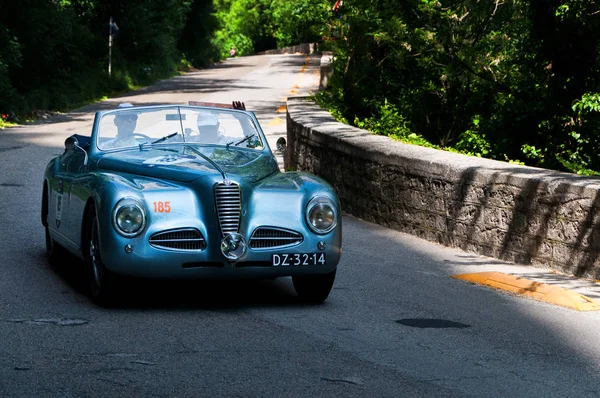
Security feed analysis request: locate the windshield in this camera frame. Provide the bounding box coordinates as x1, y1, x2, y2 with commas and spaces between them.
96, 106, 263, 151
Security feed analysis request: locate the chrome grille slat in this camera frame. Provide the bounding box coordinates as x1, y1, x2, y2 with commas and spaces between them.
215, 182, 241, 236
249, 227, 303, 249
151, 239, 203, 243
252, 237, 300, 241
149, 228, 206, 251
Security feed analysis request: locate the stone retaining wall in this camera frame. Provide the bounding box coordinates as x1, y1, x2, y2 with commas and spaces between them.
257, 43, 317, 55
286, 97, 600, 278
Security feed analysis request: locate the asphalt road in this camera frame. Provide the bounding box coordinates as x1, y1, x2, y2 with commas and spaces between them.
1, 54, 600, 397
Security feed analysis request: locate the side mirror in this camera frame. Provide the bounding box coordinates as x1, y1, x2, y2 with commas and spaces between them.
64, 135, 89, 166
64, 136, 78, 151
276, 137, 287, 152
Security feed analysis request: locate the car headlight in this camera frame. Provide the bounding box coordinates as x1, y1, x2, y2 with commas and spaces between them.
306, 196, 337, 234
113, 198, 146, 237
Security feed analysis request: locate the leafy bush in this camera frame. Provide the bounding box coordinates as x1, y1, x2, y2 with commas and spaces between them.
318, 0, 600, 175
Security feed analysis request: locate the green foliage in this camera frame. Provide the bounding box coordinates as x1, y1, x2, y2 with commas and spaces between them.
6, 0, 599, 178
211, 0, 330, 57
573, 93, 600, 115
317, 0, 600, 175
455, 131, 492, 159
270, 0, 330, 47
0, 111, 17, 129
315, 92, 439, 149
179, 0, 220, 67
211, 0, 271, 57
0, 0, 334, 119
314, 90, 349, 124
0, 0, 221, 118
353, 100, 412, 139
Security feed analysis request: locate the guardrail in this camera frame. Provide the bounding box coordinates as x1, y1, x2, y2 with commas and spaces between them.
286, 96, 600, 279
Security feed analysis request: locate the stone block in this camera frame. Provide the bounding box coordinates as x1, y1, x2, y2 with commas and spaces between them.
485, 185, 521, 208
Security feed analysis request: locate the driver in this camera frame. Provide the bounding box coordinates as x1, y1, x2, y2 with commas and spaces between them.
104, 103, 139, 148
196, 112, 224, 144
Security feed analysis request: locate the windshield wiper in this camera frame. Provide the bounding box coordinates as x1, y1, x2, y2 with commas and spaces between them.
151, 132, 178, 145
226, 134, 256, 149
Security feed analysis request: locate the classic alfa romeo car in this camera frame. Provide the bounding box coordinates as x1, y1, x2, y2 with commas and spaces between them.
42, 102, 341, 305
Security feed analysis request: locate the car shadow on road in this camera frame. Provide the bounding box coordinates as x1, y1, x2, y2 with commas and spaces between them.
47, 251, 319, 311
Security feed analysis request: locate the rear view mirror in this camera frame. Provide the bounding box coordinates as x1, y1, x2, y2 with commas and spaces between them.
166, 114, 186, 121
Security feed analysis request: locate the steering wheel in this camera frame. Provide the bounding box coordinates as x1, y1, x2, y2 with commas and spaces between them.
133, 133, 151, 139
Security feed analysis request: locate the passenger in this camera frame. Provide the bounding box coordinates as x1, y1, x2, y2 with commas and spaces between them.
196, 113, 224, 144
104, 103, 139, 148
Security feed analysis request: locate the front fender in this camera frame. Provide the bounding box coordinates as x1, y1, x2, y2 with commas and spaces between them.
248, 171, 342, 254
88, 173, 205, 271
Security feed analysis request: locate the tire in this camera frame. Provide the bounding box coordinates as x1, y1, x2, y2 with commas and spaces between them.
83, 204, 118, 306
292, 270, 336, 303
45, 226, 67, 266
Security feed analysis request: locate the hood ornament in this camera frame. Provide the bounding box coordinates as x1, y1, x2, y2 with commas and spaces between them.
223, 178, 232, 186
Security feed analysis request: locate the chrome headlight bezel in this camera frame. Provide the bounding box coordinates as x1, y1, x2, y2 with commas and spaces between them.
112, 197, 146, 237
305, 195, 338, 235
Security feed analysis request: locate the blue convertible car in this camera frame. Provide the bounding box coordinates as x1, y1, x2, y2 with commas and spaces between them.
42, 102, 342, 305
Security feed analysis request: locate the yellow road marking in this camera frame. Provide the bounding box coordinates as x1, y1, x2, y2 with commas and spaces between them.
276, 105, 287, 113
292, 84, 300, 89
267, 117, 285, 127
289, 89, 298, 94
452, 272, 600, 311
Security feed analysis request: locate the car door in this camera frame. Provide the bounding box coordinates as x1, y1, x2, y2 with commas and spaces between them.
51, 147, 87, 246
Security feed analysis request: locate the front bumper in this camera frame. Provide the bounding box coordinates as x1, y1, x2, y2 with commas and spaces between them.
99, 229, 341, 279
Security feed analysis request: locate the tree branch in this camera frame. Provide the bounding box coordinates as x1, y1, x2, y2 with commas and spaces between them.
454, 55, 511, 93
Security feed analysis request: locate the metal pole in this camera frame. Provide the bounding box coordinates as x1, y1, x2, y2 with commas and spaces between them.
108, 17, 113, 76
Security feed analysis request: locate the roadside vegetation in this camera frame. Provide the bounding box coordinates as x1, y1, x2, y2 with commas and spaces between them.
2, 1, 600, 175
0, 0, 317, 123
314, 0, 600, 175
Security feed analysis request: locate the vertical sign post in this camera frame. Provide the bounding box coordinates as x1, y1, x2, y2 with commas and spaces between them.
108, 17, 113, 76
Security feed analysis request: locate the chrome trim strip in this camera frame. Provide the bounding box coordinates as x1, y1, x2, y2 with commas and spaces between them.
249, 227, 303, 250
149, 228, 206, 251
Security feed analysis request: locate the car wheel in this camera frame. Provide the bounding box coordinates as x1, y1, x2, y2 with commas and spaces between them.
45, 226, 66, 266
292, 270, 336, 303
84, 205, 117, 306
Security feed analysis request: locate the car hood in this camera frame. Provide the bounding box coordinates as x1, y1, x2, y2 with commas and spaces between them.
96, 146, 279, 183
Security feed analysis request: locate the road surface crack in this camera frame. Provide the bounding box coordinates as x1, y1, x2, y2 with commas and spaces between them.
321, 376, 364, 386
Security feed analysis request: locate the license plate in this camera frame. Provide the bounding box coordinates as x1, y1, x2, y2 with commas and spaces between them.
272, 253, 326, 266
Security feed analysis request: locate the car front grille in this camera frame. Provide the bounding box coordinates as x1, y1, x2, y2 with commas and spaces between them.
215, 182, 241, 237
249, 227, 303, 249
149, 228, 206, 251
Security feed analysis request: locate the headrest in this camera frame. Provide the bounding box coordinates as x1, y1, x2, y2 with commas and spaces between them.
197, 113, 219, 127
